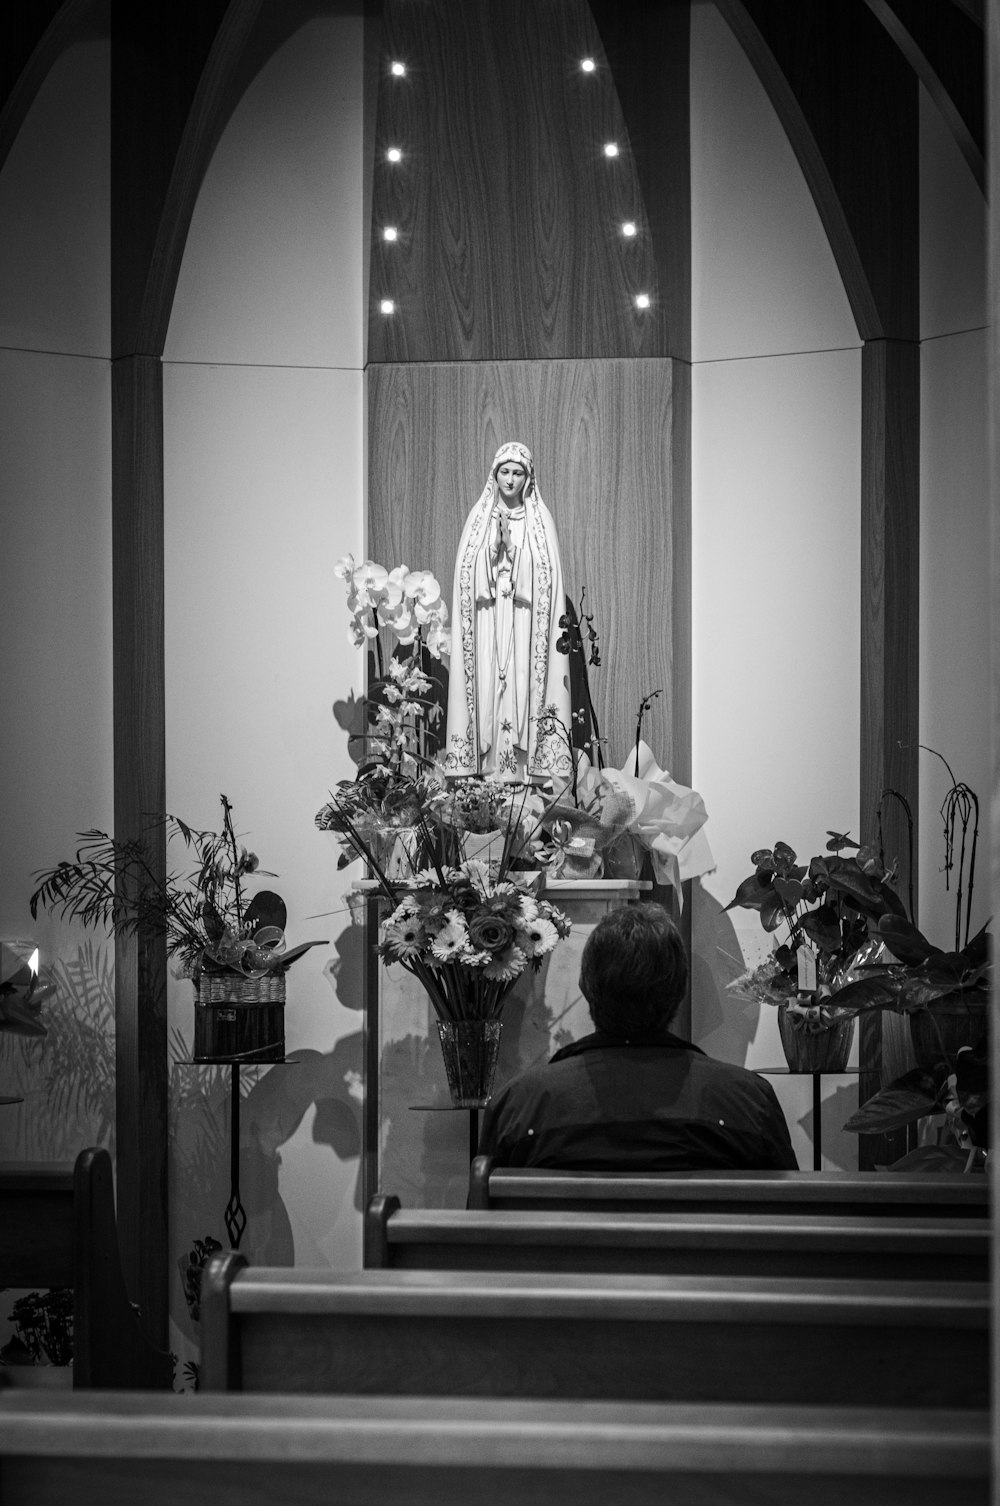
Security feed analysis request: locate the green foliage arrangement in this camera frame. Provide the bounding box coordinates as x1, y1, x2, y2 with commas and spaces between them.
30, 795, 324, 982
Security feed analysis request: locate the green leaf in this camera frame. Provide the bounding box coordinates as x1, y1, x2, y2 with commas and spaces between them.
826, 830, 860, 852
828, 973, 901, 1012
724, 873, 774, 913
822, 863, 890, 917
878, 915, 939, 965
799, 904, 841, 953
772, 875, 804, 907
844, 1086, 938, 1134
760, 890, 786, 932
855, 844, 884, 876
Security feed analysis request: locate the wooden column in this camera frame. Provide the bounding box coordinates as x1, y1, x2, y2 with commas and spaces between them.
985, 0, 998, 1403
858, 336, 920, 1168
110, 354, 168, 1342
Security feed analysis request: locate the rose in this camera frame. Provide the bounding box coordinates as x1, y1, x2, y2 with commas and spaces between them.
467, 912, 516, 954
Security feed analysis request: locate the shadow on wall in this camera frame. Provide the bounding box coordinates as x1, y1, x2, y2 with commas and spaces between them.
170, 905, 369, 1329
689, 884, 759, 1065
170, 1028, 365, 1350
0, 940, 115, 1160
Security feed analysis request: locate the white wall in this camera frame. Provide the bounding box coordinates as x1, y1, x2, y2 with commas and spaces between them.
917, 84, 990, 952
0, 41, 112, 1162
690, 2, 863, 1167
162, 13, 366, 1358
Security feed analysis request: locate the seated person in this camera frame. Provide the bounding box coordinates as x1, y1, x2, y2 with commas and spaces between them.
478, 902, 797, 1171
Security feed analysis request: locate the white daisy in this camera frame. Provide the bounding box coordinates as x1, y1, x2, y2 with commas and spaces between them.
520, 916, 559, 958
431, 911, 470, 961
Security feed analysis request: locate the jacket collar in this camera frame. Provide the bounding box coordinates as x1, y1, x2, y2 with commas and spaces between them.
550, 1029, 705, 1063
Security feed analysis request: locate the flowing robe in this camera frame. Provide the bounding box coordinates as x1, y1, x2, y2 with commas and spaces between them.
446, 461, 572, 781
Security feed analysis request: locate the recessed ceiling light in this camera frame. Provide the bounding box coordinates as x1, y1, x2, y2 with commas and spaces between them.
383, 227, 398, 242
581, 57, 596, 73
387, 147, 402, 163
622, 221, 637, 238
390, 60, 406, 77
635, 293, 650, 310
380, 299, 395, 315
603, 142, 619, 158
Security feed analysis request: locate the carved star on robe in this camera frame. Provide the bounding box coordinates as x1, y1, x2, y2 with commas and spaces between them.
501, 719, 512, 733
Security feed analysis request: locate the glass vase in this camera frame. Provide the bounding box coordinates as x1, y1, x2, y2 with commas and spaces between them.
436, 1019, 503, 1107
777, 1006, 855, 1072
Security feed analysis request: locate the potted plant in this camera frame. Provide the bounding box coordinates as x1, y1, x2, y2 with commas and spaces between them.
823, 758, 989, 1068
843, 1046, 988, 1173
726, 832, 905, 1070
29, 796, 326, 1062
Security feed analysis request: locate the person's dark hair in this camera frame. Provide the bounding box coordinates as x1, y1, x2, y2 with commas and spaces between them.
579, 902, 688, 1039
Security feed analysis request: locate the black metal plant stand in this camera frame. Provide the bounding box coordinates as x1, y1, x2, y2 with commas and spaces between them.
180, 1057, 295, 1250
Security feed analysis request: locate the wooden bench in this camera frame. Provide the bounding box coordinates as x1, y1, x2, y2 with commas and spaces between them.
468, 1158, 991, 1217
365, 1193, 991, 1280
0, 1391, 989, 1506
0, 1148, 173, 1389
199, 1253, 988, 1409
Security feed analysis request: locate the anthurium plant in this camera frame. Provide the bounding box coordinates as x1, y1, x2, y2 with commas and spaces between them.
726, 832, 906, 1022
844, 1047, 988, 1167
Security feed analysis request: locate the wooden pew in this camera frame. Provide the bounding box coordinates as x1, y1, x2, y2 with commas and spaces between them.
199, 1253, 988, 1409
468, 1157, 991, 1218
0, 1148, 173, 1389
364, 1193, 991, 1280
0, 1391, 988, 1506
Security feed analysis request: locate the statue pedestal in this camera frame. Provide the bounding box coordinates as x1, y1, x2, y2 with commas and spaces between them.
359, 880, 651, 1211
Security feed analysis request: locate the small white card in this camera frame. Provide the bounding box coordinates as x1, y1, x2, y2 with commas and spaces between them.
796, 943, 818, 993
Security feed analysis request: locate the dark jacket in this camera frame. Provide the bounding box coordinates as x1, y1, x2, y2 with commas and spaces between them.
478, 1030, 798, 1171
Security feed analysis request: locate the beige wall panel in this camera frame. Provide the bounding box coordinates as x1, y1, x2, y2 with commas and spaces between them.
368, 358, 684, 772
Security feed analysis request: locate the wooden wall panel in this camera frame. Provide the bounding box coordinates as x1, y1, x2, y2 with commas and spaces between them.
368, 0, 670, 363
589, 0, 691, 363
368, 358, 687, 775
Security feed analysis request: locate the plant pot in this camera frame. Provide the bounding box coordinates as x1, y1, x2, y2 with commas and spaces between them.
194, 972, 285, 1062
777, 1006, 855, 1072
908, 997, 986, 1069
436, 1019, 502, 1107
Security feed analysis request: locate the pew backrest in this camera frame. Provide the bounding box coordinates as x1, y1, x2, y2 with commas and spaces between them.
468, 1158, 991, 1217
0, 1148, 173, 1389
0, 1391, 989, 1506
364, 1193, 991, 1280
200, 1252, 989, 1409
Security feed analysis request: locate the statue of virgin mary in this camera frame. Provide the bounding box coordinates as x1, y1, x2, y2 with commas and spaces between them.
445, 442, 573, 781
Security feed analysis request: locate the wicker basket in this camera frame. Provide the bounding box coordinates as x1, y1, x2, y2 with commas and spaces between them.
193, 971, 286, 1063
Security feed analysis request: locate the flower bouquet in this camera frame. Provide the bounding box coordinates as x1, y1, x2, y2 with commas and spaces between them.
30, 795, 326, 1062
377, 859, 571, 1105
